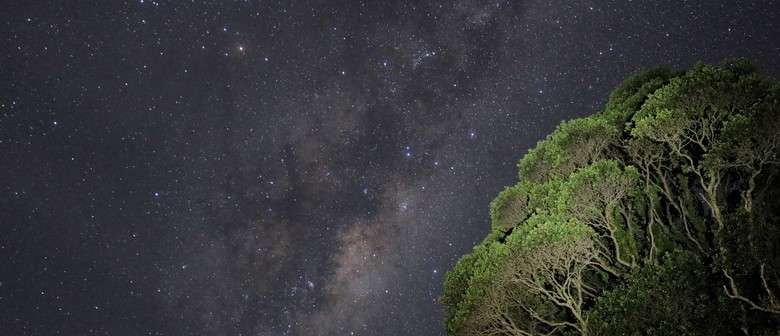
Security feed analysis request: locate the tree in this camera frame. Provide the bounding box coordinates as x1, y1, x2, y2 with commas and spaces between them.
500, 216, 598, 335
451, 215, 600, 336
443, 60, 780, 335
490, 183, 531, 231
518, 117, 619, 184
558, 160, 639, 267
443, 230, 511, 335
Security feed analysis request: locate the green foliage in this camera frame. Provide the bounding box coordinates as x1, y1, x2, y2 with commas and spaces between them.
602, 66, 680, 127
443, 60, 780, 335
506, 212, 594, 251
518, 116, 619, 183
489, 183, 529, 230
442, 237, 508, 333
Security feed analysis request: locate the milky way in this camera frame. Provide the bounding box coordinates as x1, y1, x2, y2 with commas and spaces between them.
2, 1, 779, 335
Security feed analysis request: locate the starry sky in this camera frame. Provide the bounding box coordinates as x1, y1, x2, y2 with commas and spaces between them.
1, 1, 778, 335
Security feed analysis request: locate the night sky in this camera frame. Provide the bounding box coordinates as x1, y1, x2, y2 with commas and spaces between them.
2, 1, 779, 335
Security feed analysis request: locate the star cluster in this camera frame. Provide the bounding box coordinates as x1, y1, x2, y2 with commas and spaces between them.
2, 1, 778, 335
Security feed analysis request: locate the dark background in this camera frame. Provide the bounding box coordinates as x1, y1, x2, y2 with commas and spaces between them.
2, 1, 778, 335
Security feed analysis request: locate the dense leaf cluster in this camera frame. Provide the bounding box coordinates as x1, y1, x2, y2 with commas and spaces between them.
443, 60, 780, 335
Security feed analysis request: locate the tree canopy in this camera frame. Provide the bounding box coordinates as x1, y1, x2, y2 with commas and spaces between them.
442, 60, 780, 335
